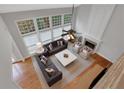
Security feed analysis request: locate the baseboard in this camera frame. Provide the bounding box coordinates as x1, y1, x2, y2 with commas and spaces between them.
97, 52, 113, 63
12, 56, 31, 64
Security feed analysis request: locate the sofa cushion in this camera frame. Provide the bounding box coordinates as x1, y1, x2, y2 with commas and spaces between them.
52, 41, 58, 48
41, 58, 47, 65
45, 67, 56, 77
40, 55, 48, 65
48, 43, 53, 50
57, 40, 63, 46
60, 40, 63, 46
43, 38, 68, 55
42, 55, 48, 61
57, 41, 60, 46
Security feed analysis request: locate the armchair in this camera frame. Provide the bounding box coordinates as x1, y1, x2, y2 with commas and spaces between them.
79, 46, 93, 59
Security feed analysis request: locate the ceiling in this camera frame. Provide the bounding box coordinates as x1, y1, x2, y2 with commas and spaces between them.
0, 4, 80, 13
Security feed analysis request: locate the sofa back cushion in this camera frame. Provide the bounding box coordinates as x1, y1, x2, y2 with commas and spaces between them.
57, 40, 64, 46
44, 38, 67, 52
52, 41, 58, 48
48, 43, 53, 50
41, 58, 47, 65
60, 40, 63, 46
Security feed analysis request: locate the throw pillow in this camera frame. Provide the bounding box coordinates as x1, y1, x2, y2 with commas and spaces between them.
42, 55, 48, 62
57, 41, 60, 46
49, 43, 53, 50
60, 40, 63, 46
40, 58, 47, 65
45, 68, 56, 77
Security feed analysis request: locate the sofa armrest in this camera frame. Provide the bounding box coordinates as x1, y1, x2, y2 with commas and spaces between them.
63, 39, 68, 48
47, 71, 62, 86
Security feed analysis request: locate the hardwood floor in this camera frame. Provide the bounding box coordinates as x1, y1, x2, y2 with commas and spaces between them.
63, 53, 112, 89
63, 64, 103, 89
12, 57, 42, 89
90, 53, 112, 68
12, 53, 112, 89
94, 53, 124, 88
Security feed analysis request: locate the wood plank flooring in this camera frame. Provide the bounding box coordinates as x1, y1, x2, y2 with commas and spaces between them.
12, 57, 42, 89
94, 53, 124, 88
63, 64, 103, 89
90, 53, 112, 68
12, 53, 112, 89
63, 53, 112, 89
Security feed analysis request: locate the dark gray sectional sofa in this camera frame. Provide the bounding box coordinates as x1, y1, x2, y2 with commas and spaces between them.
35, 38, 68, 87
44, 38, 68, 56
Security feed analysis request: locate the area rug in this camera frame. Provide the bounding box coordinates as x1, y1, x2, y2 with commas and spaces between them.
32, 43, 94, 89
49, 47, 93, 88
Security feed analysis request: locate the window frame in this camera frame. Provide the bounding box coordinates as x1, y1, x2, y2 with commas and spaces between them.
51, 15, 62, 28
16, 18, 36, 36
64, 13, 72, 25
52, 27, 63, 40
15, 13, 72, 36
36, 16, 50, 31
15, 13, 72, 54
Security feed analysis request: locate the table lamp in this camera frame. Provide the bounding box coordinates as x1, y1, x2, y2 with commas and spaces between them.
36, 42, 44, 54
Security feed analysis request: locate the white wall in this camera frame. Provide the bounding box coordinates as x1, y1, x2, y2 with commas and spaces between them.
87, 4, 115, 40
0, 16, 18, 88
12, 39, 24, 62
98, 5, 124, 63
0, 4, 78, 13
75, 5, 92, 34
75, 4, 121, 63
75, 4, 115, 40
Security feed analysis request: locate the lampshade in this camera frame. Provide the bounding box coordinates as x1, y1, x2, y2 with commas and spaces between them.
36, 42, 44, 53
63, 34, 70, 41
36, 42, 43, 48
70, 34, 74, 40
67, 34, 71, 40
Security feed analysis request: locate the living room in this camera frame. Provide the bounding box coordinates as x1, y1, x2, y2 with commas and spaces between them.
1, 3, 124, 89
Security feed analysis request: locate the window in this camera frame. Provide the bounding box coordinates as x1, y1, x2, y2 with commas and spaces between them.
64, 25, 71, 31
23, 34, 39, 54
64, 14, 72, 24
40, 30, 52, 43
17, 19, 38, 54
52, 15, 62, 27
52, 15, 62, 39
53, 28, 62, 39
36, 17, 52, 43
36, 17, 50, 30
17, 19, 35, 34
16, 13, 73, 54
23, 34, 38, 47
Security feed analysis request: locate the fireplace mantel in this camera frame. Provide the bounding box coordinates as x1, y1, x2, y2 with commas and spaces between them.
82, 34, 102, 53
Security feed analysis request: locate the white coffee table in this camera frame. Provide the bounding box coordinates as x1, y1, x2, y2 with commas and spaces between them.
55, 49, 77, 66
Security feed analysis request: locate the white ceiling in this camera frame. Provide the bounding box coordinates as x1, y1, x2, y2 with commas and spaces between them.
0, 4, 80, 13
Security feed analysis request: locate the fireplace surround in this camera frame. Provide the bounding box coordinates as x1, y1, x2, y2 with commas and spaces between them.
82, 35, 101, 53
84, 38, 97, 50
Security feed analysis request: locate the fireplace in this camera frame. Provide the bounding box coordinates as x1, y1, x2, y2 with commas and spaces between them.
83, 38, 97, 52
79, 35, 100, 59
